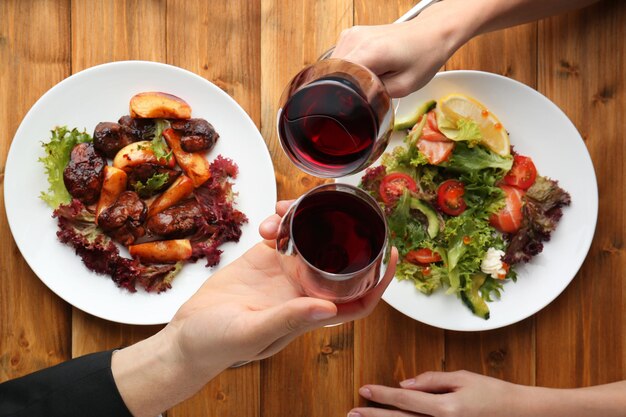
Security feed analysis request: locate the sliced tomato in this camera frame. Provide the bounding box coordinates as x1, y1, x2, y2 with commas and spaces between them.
379, 173, 417, 205
417, 138, 455, 165
489, 185, 525, 233
405, 248, 442, 265
437, 179, 467, 216
503, 155, 537, 190
421, 111, 449, 142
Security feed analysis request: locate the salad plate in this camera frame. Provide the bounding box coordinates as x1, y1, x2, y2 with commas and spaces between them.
4, 61, 277, 325
342, 70, 597, 331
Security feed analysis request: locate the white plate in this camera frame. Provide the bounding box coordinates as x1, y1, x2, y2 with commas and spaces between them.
342, 70, 597, 331
4, 61, 277, 325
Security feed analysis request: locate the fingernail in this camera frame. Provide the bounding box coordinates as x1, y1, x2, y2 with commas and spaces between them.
347, 412, 362, 417
358, 386, 372, 399
311, 308, 336, 321
399, 378, 415, 388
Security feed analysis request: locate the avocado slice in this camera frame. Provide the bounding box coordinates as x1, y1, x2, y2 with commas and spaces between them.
394, 100, 436, 131
409, 198, 440, 239
461, 273, 490, 320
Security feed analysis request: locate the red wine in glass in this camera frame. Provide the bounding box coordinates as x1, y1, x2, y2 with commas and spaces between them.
277, 59, 394, 178
292, 188, 385, 274
277, 183, 389, 303
279, 77, 378, 177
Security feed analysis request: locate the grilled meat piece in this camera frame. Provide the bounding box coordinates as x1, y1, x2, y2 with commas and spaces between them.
118, 115, 155, 140
63, 142, 106, 205
146, 200, 203, 238
171, 118, 219, 153
93, 122, 140, 158
98, 191, 147, 246
126, 163, 181, 198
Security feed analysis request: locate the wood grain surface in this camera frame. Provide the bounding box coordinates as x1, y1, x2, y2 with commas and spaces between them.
1, 1, 624, 416
0, 0, 72, 381
444, 23, 538, 387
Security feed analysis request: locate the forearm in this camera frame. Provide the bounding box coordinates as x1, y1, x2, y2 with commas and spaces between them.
517, 381, 626, 417
111, 326, 228, 417
440, 0, 601, 40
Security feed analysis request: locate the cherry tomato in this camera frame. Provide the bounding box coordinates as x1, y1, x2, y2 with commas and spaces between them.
503, 155, 537, 190
417, 139, 455, 165
437, 179, 467, 216
489, 185, 525, 233
379, 173, 417, 205
405, 248, 442, 265
421, 111, 449, 142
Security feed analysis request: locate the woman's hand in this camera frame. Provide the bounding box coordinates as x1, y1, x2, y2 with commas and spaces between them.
348, 370, 527, 417
348, 370, 626, 417
331, 2, 471, 97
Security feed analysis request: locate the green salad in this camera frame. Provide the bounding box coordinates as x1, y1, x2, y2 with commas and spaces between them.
359, 95, 571, 319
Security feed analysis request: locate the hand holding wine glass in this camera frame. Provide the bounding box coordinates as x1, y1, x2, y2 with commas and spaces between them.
113, 200, 397, 416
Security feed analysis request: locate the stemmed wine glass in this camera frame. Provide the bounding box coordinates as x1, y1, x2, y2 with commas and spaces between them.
276, 0, 441, 179
276, 58, 394, 178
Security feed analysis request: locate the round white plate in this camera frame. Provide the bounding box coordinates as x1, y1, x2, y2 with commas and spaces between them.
4, 61, 277, 325
342, 70, 598, 331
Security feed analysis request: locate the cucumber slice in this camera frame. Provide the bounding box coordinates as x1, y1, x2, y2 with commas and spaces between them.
410, 198, 440, 239
461, 273, 490, 320
394, 100, 436, 131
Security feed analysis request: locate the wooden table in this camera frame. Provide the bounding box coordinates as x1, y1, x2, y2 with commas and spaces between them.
1, 1, 624, 416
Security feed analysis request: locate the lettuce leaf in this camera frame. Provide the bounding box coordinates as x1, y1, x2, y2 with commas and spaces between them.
132, 172, 170, 198
149, 119, 172, 162
39, 126, 92, 209
443, 142, 513, 173
503, 176, 571, 265
455, 118, 482, 143
396, 261, 445, 294
53, 200, 183, 293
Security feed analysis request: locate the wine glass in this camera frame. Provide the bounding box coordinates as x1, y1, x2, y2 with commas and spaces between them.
276, 58, 394, 178
276, 183, 389, 303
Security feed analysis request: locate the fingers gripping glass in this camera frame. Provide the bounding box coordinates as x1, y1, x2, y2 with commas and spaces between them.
277, 0, 441, 178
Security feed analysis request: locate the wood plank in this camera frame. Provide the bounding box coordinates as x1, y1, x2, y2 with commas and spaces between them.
352, 0, 446, 409
69, 0, 168, 410
536, 1, 626, 388
71, 0, 166, 72
165, 1, 262, 416
259, 1, 354, 416
0, 0, 72, 381
446, 24, 538, 87
260, 0, 345, 200
69, 0, 167, 364
444, 24, 537, 385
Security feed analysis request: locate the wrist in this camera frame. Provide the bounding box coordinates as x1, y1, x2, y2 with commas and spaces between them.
408, 1, 478, 56
111, 325, 223, 417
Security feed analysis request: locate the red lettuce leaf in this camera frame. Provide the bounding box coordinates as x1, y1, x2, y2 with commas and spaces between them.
54, 199, 181, 293
189, 155, 248, 266
503, 176, 571, 265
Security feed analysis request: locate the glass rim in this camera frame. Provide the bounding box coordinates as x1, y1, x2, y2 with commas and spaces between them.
287, 182, 389, 280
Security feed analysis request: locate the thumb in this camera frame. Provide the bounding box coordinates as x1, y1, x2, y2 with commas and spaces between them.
252, 297, 338, 342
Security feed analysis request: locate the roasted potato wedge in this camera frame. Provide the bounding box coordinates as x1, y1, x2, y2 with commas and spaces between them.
95, 166, 128, 223
162, 128, 211, 187
113, 141, 176, 171
129, 239, 192, 263
129, 92, 192, 119
147, 175, 195, 218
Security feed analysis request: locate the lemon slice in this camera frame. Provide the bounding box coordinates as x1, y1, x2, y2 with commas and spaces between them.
438, 93, 510, 156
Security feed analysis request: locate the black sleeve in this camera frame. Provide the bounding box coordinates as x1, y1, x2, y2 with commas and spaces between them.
0, 349, 133, 417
